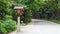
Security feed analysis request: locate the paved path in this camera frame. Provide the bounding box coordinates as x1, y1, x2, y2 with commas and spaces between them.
13, 19, 60, 34
28, 19, 59, 25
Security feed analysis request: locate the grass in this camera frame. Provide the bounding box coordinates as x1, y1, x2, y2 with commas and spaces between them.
20, 23, 26, 26
47, 19, 60, 24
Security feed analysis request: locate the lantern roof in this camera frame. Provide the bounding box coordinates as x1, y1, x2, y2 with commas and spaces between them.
14, 6, 24, 10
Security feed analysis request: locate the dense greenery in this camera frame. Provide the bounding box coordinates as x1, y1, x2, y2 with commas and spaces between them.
0, 0, 60, 34
0, 0, 32, 34
0, 0, 16, 34
12, 0, 32, 23
0, 15, 16, 34
29, 0, 59, 19
0, 19, 16, 34
13, 0, 60, 20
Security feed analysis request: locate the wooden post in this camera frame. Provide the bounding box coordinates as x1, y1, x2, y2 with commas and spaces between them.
17, 16, 20, 32
16, 10, 22, 32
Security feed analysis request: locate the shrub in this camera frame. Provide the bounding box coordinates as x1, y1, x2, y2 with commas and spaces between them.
22, 9, 32, 23
0, 19, 16, 34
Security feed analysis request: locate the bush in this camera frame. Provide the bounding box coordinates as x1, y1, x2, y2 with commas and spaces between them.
22, 9, 32, 23
0, 19, 16, 34
48, 19, 60, 24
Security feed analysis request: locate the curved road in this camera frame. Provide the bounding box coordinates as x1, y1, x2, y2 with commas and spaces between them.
11, 19, 60, 34
28, 19, 59, 25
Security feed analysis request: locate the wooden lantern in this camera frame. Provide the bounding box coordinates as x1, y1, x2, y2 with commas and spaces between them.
14, 6, 24, 16
14, 6, 24, 32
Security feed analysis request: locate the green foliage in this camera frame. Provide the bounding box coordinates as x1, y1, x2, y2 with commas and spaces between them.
5, 15, 12, 19
13, 0, 60, 22
48, 19, 60, 24
23, 9, 32, 23
0, 0, 17, 34
0, 19, 16, 34
28, 0, 60, 19
20, 23, 26, 26
0, 0, 32, 34
0, 0, 14, 20
13, 0, 32, 23
0, 0, 60, 34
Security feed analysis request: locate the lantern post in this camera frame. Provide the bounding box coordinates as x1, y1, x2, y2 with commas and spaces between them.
14, 6, 24, 32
